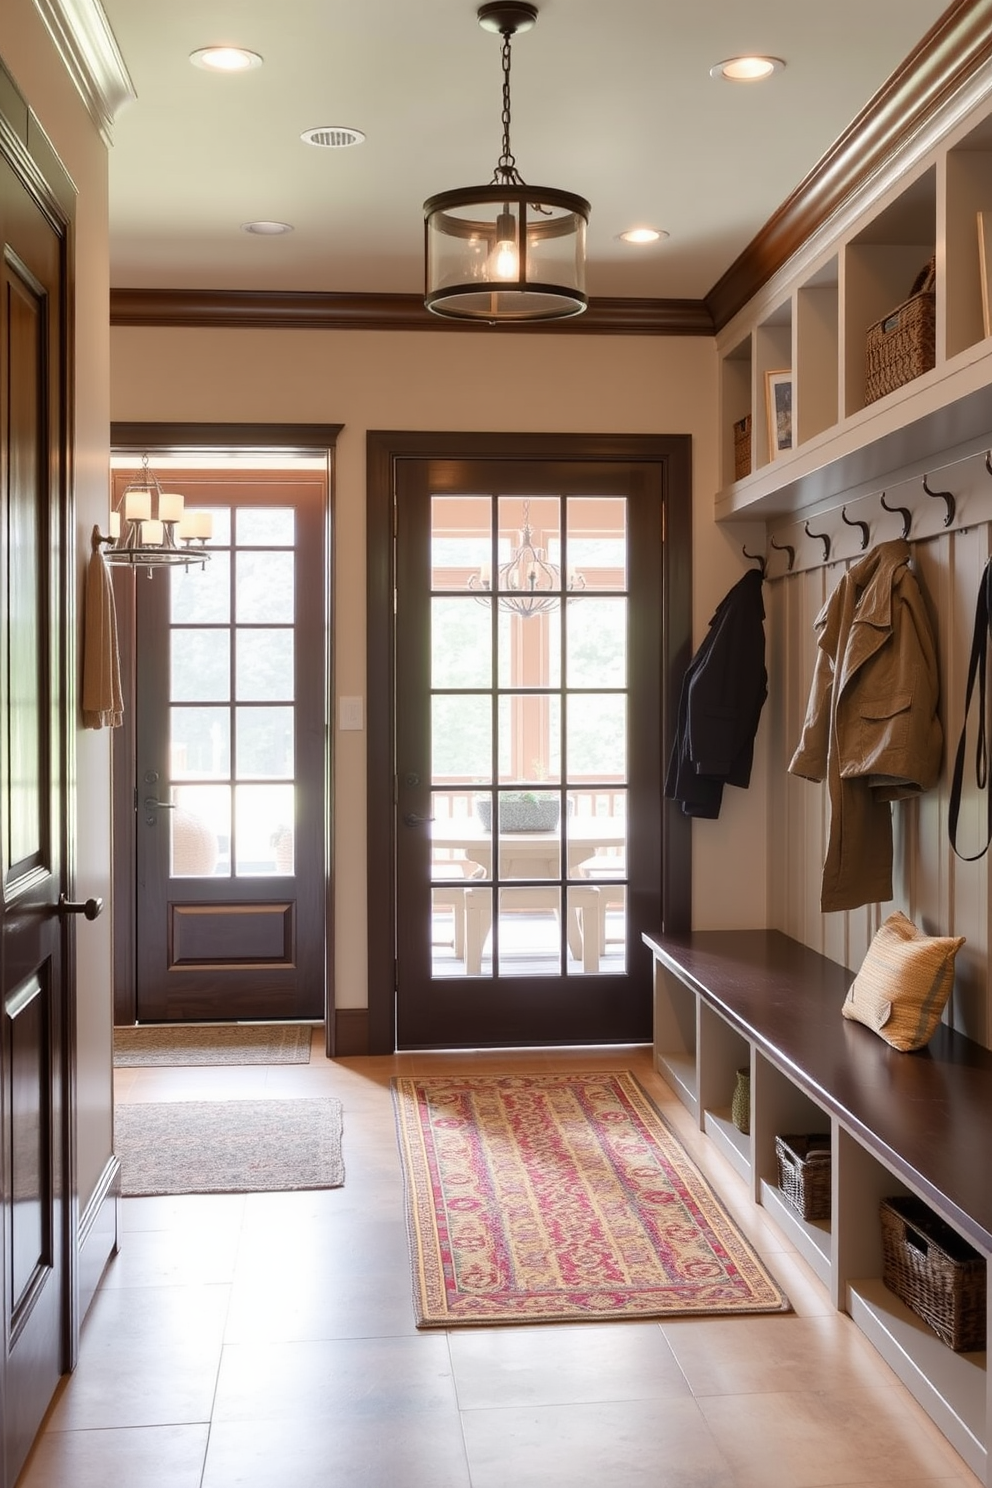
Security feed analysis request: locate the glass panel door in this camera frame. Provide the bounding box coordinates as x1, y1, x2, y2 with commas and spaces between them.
395, 457, 664, 1049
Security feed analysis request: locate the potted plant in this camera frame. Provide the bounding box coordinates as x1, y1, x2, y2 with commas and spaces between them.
475, 791, 561, 833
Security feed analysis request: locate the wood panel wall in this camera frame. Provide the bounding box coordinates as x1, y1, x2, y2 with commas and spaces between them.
763, 445, 992, 1047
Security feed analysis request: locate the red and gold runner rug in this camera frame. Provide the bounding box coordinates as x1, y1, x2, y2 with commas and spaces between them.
392, 1070, 789, 1327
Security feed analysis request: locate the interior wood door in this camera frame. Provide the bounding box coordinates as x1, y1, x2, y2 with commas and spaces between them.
393, 456, 667, 1048
130, 474, 328, 1022
0, 150, 72, 1485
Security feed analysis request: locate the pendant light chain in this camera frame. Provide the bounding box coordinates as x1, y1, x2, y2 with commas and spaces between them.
493, 28, 524, 186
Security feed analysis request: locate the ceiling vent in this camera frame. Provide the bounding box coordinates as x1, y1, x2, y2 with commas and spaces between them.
301, 126, 366, 149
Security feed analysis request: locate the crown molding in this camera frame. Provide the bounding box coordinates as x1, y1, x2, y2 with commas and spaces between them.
108, 288, 715, 336
32, 0, 135, 145
706, 0, 992, 331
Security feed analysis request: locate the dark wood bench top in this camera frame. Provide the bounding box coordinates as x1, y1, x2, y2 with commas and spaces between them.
642, 927, 992, 1255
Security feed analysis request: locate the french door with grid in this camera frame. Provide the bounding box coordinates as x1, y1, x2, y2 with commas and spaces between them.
394, 457, 665, 1048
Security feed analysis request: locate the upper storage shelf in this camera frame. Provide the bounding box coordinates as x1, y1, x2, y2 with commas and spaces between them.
717, 88, 992, 521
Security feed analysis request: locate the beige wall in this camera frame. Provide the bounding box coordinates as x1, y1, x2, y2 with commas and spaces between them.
111, 325, 771, 1011
1, 8, 114, 1205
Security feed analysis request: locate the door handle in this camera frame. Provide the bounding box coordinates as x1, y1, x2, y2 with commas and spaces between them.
403, 813, 435, 826
144, 797, 176, 810
58, 894, 104, 921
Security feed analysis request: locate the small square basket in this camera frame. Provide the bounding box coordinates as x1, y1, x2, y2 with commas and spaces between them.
775, 1134, 831, 1221
733, 415, 751, 481
880, 1195, 986, 1352
864, 257, 936, 405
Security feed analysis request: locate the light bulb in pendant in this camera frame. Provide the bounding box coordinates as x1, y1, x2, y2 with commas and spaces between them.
492, 211, 519, 281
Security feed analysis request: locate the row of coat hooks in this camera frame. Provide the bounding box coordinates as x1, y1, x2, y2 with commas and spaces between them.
742, 466, 964, 576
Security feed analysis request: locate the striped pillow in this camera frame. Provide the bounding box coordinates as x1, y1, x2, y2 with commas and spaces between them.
842, 912, 965, 1051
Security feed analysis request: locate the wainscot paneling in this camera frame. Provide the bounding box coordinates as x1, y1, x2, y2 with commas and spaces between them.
763, 446, 992, 1047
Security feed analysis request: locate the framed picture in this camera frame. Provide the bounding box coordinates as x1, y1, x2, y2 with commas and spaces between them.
765, 370, 793, 459
978, 211, 992, 340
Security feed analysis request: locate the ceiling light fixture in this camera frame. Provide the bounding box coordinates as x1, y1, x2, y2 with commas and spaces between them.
468, 500, 584, 618
424, 2, 590, 323
710, 55, 785, 82
98, 455, 213, 574
190, 46, 263, 73
618, 227, 669, 245
241, 220, 294, 235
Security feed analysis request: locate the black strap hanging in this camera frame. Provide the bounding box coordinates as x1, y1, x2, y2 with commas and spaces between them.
949, 557, 992, 860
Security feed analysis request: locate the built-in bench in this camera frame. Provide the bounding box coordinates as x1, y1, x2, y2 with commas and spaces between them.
642, 927, 991, 1485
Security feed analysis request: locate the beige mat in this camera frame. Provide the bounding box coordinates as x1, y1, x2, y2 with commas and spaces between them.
114, 1023, 313, 1067
115, 1097, 344, 1195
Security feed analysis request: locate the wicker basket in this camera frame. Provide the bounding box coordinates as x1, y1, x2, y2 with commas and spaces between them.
775, 1134, 831, 1220
880, 1195, 986, 1352
865, 257, 936, 405
730, 1066, 750, 1134
733, 415, 751, 481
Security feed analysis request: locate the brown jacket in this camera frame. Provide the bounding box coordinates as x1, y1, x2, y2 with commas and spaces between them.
789, 539, 942, 912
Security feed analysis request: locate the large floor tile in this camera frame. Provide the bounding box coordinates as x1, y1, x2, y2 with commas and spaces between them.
661, 1311, 897, 1397
18, 1424, 209, 1488
212, 1333, 458, 1422
698, 1384, 976, 1487
448, 1320, 690, 1409
202, 1410, 472, 1488
461, 1395, 736, 1488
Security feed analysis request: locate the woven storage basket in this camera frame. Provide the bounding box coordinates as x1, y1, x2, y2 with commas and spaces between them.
880, 1195, 986, 1352
775, 1134, 831, 1220
730, 1066, 750, 1134
733, 415, 751, 481
865, 257, 936, 405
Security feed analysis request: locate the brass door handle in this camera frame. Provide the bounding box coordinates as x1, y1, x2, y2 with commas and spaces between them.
58, 894, 103, 921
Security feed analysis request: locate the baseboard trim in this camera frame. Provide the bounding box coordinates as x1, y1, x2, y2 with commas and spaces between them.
77, 1154, 121, 1324
333, 1008, 369, 1057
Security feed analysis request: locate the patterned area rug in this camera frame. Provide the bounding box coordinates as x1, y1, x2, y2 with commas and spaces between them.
392, 1070, 788, 1327
113, 1023, 314, 1067
115, 1097, 344, 1195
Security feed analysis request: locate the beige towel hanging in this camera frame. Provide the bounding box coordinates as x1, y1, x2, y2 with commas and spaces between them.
82, 528, 123, 729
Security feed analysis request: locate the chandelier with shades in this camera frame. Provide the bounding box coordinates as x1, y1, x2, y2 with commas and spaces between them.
468, 501, 584, 617
100, 455, 213, 572
423, 2, 590, 323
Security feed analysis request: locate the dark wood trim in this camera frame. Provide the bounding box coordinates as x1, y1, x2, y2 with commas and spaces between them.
706, 0, 992, 331
333, 1008, 369, 1057
110, 422, 344, 454
366, 430, 692, 1054
107, 424, 341, 1036
111, 568, 137, 1025
109, 288, 714, 337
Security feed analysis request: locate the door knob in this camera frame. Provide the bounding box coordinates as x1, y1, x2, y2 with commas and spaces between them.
58, 894, 103, 920
144, 797, 176, 810
403, 812, 435, 826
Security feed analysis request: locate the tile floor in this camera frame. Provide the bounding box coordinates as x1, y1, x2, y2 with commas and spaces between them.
17, 1036, 985, 1488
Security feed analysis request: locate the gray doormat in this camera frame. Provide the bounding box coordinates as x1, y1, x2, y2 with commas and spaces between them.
115, 1097, 345, 1195
113, 1023, 314, 1067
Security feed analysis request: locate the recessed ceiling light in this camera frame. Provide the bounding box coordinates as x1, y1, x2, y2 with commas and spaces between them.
618, 227, 669, 245
190, 47, 264, 73
710, 55, 785, 82
301, 126, 367, 149
241, 221, 294, 236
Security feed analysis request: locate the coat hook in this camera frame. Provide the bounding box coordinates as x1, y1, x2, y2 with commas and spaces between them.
742, 545, 766, 576
841, 506, 870, 550
879, 491, 912, 539
804, 520, 831, 563
769, 536, 795, 572
922, 474, 955, 527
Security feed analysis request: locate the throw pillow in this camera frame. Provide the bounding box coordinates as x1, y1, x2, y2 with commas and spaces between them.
842, 911, 965, 1051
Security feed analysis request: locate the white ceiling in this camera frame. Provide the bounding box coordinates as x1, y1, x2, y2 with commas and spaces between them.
100, 0, 951, 302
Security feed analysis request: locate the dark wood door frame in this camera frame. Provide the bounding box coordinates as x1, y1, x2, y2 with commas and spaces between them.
109, 423, 341, 1053
366, 430, 693, 1056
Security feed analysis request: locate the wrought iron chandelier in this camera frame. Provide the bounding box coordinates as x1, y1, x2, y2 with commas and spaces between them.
424, 2, 590, 323
100, 455, 212, 573
469, 501, 584, 617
